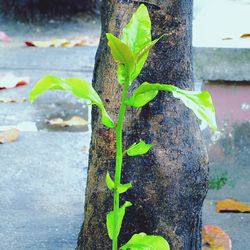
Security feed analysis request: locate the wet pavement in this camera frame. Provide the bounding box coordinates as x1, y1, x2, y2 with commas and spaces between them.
0, 17, 97, 250
0, 132, 90, 250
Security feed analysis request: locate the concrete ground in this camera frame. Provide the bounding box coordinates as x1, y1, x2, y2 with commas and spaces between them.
0, 1, 249, 249
0, 17, 97, 250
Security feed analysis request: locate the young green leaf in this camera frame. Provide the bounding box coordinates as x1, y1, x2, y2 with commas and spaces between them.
29, 75, 114, 128
117, 182, 132, 194
106, 201, 132, 240
121, 4, 163, 83
136, 37, 163, 63
126, 89, 158, 107
121, 4, 151, 54
106, 33, 135, 85
106, 33, 135, 67
131, 37, 163, 81
126, 82, 175, 108
108, 5, 164, 85
117, 64, 126, 85
119, 233, 170, 250
127, 139, 153, 156
127, 82, 217, 131
172, 88, 217, 131
106, 172, 115, 191
106, 171, 132, 193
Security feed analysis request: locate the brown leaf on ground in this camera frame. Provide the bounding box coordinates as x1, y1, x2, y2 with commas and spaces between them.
46, 116, 88, 127
0, 128, 20, 144
0, 74, 30, 90
202, 225, 232, 250
0, 31, 11, 42
216, 198, 250, 213
240, 33, 250, 38
0, 97, 26, 103
25, 36, 99, 48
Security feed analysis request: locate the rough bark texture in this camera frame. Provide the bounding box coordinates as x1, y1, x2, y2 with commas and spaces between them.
77, 0, 209, 249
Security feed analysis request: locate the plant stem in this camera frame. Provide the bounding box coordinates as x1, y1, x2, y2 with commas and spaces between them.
112, 82, 129, 250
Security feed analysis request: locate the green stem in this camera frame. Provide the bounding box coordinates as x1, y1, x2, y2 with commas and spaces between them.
112, 82, 129, 250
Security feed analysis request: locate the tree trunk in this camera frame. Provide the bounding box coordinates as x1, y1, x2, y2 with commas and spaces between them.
77, 0, 209, 249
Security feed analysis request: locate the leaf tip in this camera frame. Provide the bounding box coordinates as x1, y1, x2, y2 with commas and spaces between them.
106, 171, 115, 191
28, 92, 36, 103
125, 201, 133, 207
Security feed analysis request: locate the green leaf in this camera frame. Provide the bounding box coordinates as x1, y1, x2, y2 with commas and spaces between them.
127, 139, 153, 156
127, 82, 217, 131
121, 4, 151, 54
135, 37, 163, 63
131, 37, 163, 81
117, 64, 126, 85
126, 89, 158, 107
117, 182, 132, 194
172, 88, 217, 131
119, 233, 170, 250
29, 75, 114, 128
106, 33, 135, 85
106, 173, 132, 193
106, 33, 134, 66
121, 4, 162, 83
108, 5, 164, 85
106, 201, 132, 240
106, 172, 114, 191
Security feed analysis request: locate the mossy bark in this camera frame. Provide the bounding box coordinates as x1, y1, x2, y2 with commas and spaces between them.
77, 0, 209, 249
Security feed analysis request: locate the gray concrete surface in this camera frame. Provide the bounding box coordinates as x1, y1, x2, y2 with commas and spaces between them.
0, 47, 96, 72
0, 132, 90, 250
0, 17, 97, 250
193, 47, 250, 81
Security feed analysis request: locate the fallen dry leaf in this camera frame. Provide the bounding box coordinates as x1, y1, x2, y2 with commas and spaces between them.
0, 128, 20, 144
0, 31, 11, 43
0, 97, 26, 103
0, 73, 30, 90
25, 36, 99, 48
202, 225, 232, 250
216, 198, 250, 213
25, 39, 68, 48
46, 116, 88, 127
240, 33, 250, 38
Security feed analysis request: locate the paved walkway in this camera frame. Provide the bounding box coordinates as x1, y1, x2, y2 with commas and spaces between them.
0, 18, 98, 250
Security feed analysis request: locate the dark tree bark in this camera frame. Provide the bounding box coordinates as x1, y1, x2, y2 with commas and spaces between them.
77, 0, 209, 249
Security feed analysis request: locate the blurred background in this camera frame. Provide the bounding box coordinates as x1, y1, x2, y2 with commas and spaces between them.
0, 0, 249, 249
